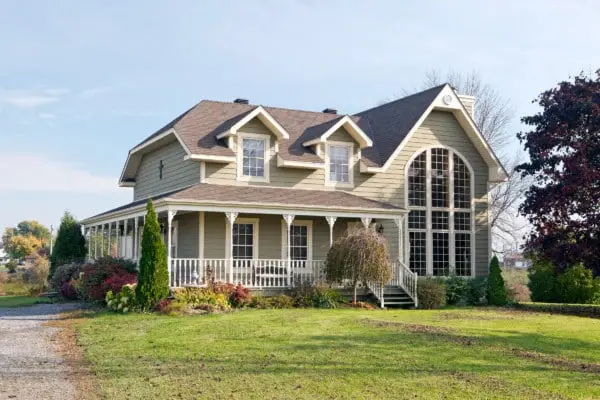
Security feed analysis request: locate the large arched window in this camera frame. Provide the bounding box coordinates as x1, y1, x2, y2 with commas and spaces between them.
406, 147, 473, 276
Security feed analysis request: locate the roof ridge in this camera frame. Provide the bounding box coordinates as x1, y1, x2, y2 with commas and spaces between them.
354, 83, 447, 116
200, 99, 345, 117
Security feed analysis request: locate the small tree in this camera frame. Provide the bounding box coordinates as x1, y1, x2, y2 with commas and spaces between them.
324, 228, 392, 303
50, 211, 86, 277
135, 200, 169, 310
487, 256, 507, 305
4, 234, 42, 260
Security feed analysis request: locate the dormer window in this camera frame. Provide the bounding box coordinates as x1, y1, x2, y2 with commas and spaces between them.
237, 133, 270, 182
325, 142, 353, 186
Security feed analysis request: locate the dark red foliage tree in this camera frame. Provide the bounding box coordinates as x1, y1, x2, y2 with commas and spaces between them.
516, 71, 600, 275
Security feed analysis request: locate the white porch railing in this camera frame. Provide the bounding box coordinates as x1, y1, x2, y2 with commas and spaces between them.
390, 260, 418, 307
170, 258, 326, 289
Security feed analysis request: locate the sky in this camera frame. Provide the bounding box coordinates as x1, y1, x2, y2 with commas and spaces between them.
0, 0, 599, 232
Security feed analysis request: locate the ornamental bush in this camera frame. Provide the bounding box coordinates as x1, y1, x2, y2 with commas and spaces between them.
105, 284, 136, 313
557, 264, 600, 304
49, 211, 86, 277
135, 200, 169, 310
487, 256, 507, 306
325, 228, 392, 303
442, 276, 470, 306
50, 263, 83, 291
60, 282, 78, 300
173, 287, 231, 312
79, 264, 136, 301
528, 258, 558, 303
417, 278, 446, 309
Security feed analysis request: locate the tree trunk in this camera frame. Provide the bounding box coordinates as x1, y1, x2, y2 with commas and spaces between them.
353, 283, 358, 304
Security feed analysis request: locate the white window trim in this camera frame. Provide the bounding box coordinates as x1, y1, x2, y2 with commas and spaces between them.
404, 146, 475, 277
325, 141, 354, 188
236, 132, 270, 183
225, 217, 259, 259
280, 219, 313, 261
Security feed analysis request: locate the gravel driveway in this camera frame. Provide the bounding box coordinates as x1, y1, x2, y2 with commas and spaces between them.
0, 303, 83, 400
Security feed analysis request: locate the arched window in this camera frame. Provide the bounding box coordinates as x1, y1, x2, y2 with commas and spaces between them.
406, 148, 473, 276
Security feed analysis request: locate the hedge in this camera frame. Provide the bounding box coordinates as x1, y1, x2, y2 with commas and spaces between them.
515, 302, 600, 318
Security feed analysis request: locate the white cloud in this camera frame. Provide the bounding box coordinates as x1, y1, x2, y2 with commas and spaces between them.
0, 153, 120, 194
0, 88, 70, 109
79, 85, 115, 98
38, 112, 57, 119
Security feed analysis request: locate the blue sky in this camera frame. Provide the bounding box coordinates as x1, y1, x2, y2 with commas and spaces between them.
1, 0, 599, 231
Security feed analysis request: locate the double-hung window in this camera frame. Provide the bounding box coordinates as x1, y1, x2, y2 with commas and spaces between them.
238, 134, 269, 182
326, 143, 353, 186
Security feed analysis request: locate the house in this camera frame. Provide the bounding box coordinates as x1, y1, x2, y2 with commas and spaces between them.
81, 84, 506, 307
0, 247, 7, 265
503, 252, 531, 269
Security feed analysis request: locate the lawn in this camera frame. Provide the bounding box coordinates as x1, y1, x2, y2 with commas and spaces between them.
75, 308, 600, 399
0, 295, 52, 308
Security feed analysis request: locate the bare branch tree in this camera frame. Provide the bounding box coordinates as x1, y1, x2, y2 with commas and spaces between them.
401, 69, 527, 253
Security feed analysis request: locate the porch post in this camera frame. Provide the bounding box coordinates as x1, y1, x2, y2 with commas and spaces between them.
225, 212, 238, 284
361, 217, 372, 229
325, 216, 337, 248
93, 226, 98, 260
87, 227, 91, 261
101, 224, 105, 257
394, 216, 404, 263
123, 219, 128, 259
116, 221, 121, 258
134, 217, 139, 262
107, 222, 112, 257
283, 214, 295, 287
167, 210, 177, 287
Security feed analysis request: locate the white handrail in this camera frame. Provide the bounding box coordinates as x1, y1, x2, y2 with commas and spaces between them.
393, 260, 418, 307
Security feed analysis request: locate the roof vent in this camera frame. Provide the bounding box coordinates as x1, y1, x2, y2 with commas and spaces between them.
322, 108, 337, 114
233, 98, 249, 104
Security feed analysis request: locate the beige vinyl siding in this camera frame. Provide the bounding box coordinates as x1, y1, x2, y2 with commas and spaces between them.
175, 212, 199, 258
134, 140, 199, 201
176, 111, 491, 275
327, 127, 356, 143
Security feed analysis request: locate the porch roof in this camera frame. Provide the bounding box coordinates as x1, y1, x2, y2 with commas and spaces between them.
82, 183, 404, 224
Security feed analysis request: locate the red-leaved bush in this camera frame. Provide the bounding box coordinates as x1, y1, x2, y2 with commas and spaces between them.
80, 264, 138, 301
154, 298, 172, 312
229, 283, 252, 307
60, 282, 78, 300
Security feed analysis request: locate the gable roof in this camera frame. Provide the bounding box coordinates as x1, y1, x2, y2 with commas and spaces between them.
121, 84, 506, 183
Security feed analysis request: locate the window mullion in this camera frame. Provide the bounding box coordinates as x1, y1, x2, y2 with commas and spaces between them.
449, 150, 456, 276
426, 149, 432, 276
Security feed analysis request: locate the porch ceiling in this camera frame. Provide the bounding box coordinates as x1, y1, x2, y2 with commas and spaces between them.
82, 183, 404, 225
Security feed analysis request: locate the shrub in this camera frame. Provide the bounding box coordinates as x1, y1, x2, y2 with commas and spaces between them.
442, 276, 469, 305
528, 258, 558, 303
50, 263, 83, 291
557, 264, 600, 304
417, 278, 446, 309
105, 284, 136, 313
487, 256, 507, 306
79, 264, 136, 301
267, 294, 294, 309
95, 256, 137, 274
505, 282, 531, 303
229, 283, 252, 308
173, 287, 231, 312
154, 298, 172, 313
466, 277, 488, 306
23, 255, 50, 296
325, 228, 392, 303
514, 302, 600, 318
60, 282, 78, 300
6, 260, 17, 274
50, 211, 86, 277
135, 200, 169, 310
0, 271, 7, 295
290, 277, 342, 308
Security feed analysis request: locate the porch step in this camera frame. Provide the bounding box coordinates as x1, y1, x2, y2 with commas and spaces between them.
373, 285, 416, 308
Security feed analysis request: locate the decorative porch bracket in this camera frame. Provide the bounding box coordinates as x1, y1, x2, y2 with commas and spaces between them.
325, 216, 337, 248
361, 217, 372, 229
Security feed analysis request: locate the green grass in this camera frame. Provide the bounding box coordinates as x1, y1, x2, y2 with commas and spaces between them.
76, 308, 600, 399
0, 295, 52, 308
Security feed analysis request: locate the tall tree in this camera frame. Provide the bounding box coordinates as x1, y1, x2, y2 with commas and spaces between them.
49, 211, 86, 276
516, 70, 600, 275
15, 221, 51, 246
4, 234, 42, 260
404, 70, 530, 251
135, 200, 169, 309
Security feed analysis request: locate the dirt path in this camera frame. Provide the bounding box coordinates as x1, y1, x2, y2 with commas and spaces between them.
0, 303, 83, 400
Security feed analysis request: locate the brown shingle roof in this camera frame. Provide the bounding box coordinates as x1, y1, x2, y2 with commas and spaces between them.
169, 183, 401, 211
134, 85, 445, 168
84, 184, 402, 222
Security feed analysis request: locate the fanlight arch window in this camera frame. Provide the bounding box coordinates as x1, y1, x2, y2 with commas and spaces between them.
407, 147, 473, 276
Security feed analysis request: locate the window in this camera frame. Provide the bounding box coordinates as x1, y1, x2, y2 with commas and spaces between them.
242, 138, 265, 177
407, 148, 473, 276
290, 225, 308, 260
326, 143, 353, 185
237, 133, 269, 182
232, 223, 254, 259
